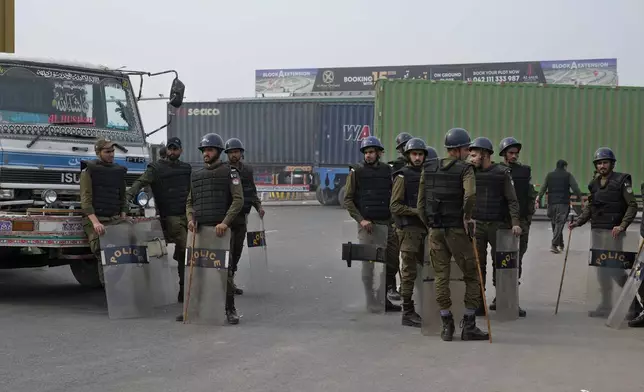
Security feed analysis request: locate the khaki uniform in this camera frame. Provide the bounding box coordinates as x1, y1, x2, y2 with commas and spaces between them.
79, 162, 129, 267
344, 167, 400, 290
126, 161, 189, 287
390, 169, 426, 302
474, 166, 521, 287
418, 157, 481, 310
186, 161, 244, 305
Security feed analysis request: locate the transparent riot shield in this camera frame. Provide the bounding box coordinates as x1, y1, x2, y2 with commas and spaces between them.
587, 229, 639, 319
607, 245, 644, 329
341, 221, 388, 314
133, 219, 177, 307
421, 237, 466, 336
246, 212, 269, 294
100, 221, 154, 319
183, 226, 230, 325
494, 229, 520, 321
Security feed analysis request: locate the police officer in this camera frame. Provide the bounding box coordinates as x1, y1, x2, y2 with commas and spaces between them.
80, 138, 129, 285
569, 147, 641, 322
224, 137, 265, 296
499, 137, 536, 296
390, 137, 427, 327
536, 159, 583, 253
343, 136, 402, 311
126, 137, 191, 302
177, 133, 244, 325
632, 182, 644, 327
388, 132, 413, 171
417, 128, 489, 341
468, 137, 524, 317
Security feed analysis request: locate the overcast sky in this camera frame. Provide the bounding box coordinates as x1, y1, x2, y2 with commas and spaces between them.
14, 0, 644, 144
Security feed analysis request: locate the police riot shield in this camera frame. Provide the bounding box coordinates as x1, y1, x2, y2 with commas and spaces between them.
341, 221, 388, 314
606, 245, 644, 329
132, 219, 177, 307
100, 221, 154, 319
421, 238, 466, 336
183, 226, 230, 325
586, 229, 639, 319
494, 229, 520, 321
246, 211, 269, 294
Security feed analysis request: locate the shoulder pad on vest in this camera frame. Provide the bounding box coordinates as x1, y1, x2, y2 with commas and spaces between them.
349, 163, 361, 171
495, 163, 511, 174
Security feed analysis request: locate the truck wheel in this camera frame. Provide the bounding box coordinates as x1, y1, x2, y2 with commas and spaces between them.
315, 187, 325, 205
337, 186, 347, 209
70, 260, 104, 289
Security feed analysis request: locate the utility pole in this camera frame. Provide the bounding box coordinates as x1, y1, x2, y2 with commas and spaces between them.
0, 0, 15, 53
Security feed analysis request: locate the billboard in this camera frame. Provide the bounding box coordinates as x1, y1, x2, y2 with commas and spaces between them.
255, 58, 618, 96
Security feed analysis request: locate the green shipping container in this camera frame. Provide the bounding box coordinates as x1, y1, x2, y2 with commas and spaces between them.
374, 79, 644, 193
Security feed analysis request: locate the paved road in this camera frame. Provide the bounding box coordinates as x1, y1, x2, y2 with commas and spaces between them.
1, 206, 643, 392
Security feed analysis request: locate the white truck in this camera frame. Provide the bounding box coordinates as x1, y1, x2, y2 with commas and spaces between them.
0, 53, 185, 288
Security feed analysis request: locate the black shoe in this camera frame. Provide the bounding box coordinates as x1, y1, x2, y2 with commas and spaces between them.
460, 314, 489, 341
175, 314, 184, 322
226, 308, 240, 325
489, 297, 497, 311
401, 301, 422, 328
178, 286, 184, 303
440, 314, 455, 341
387, 287, 402, 301
385, 299, 402, 312
518, 306, 526, 317
550, 245, 560, 254
628, 312, 644, 327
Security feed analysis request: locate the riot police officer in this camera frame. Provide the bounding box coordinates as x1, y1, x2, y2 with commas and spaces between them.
570, 147, 640, 322
390, 137, 427, 327
126, 137, 192, 302
177, 133, 244, 325
79, 138, 129, 286
499, 137, 536, 298
388, 132, 413, 171
468, 137, 524, 317
224, 137, 265, 296
633, 182, 644, 327
417, 128, 489, 341
343, 136, 402, 311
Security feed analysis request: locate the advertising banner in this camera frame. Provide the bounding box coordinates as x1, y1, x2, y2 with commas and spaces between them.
255, 58, 617, 96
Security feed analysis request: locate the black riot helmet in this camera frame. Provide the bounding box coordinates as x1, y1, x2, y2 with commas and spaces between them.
469, 137, 494, 155
499, 137, 522, 156
395, 132, 413, 150
404, 138, 427, 154
360, 136, 384, 153
425, 146, 439, 161
444, 128, 471, 149
224, 138, 245, 153
198, 133, 225, 151
592, 147, 616, 164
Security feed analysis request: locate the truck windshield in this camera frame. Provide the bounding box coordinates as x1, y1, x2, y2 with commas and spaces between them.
0, 61, 143, 142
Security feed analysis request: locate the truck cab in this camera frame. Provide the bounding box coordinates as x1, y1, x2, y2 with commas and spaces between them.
0, 53, 184, 287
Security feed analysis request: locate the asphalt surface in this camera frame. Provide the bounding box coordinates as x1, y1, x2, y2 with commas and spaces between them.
2, 206, 644, 392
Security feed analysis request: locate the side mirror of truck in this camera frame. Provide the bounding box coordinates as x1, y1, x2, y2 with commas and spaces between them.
169, 78, 185, 108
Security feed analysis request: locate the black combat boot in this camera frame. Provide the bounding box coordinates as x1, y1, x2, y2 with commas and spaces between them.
518, 306, 526, 317
628, 312, 644, 327
226, 307, 240, 325
440, 313, 455, 341
460, 314, 489, 341
401, 300, 422, 328
385, 299, 402, 312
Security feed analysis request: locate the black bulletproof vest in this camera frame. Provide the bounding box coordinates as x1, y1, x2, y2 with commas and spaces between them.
546, 169, 571, 205
473, 164, 508, 222
150, 160, 192, 217
422, 158, 467, 228
354, 162, 392, 221
85, 160, 127, 218
191, 164, 232, 226
588, 172, 629, 230
393, 165, 424, 229
508, 163, 532, 217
